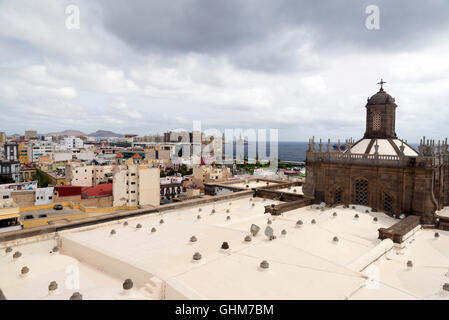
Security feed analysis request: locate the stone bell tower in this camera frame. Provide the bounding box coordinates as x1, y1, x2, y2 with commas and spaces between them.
363, 79, 397, 139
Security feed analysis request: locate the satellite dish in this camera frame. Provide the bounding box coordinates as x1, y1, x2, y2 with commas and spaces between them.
264, 226, 274, 239
250, 224, 261, 236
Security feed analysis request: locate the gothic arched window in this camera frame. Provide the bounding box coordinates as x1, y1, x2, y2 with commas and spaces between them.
335, 187, 342, 204
382, 193, 393, 215
354, 179, 369, 205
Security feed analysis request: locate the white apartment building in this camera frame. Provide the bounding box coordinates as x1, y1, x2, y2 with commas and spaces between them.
66, 163, 114, 187
52, 151, 95, 162
35, 187, 54, 205
31, 143, 54, 162
113, 164, 160, 207
160, 176, 183, 185
63, 136, 84, 150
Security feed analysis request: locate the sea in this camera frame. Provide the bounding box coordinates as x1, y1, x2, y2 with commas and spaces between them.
223, 141, 308, 163
224, 141, 420, 163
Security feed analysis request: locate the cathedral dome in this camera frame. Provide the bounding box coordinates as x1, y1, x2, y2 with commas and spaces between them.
348, 138, 418, 157
367, 89, 396, 105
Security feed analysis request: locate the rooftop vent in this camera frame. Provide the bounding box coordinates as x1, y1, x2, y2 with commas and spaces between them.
365, 209, 370, 213
443, 283, 449, 292
311, 219, 316, 224
70, 292, 83, 300
435, 232, 440, 238
407, 260, 413, 268
5, 247, 12, 254
123, 279, 133, 290
221, 242, 229, 250
333, 236, 339, 243
151, 227, 156, 233
0, 289, 6, 300
244, 235, 252, 242
211, 209, 215, 214
48, 281, 58, 292
226, 215, 231, 221
352, 206, 356, 209
333, 212, 337, 217
136, 223, 142, 229
354, 214, 359, 219
159, 219, 164, 224
260, 260, 269, 269
250, 224, 261, 236
226, 209, 230, 213
123, 221, 128, 226
296, 220, 303, 227
252, 203, 255, 207
373, 217, 378, 222
52, 246, 59, 253
21, 266, 29, 275
281, 229, 287, 235
264, 226, 275, 240
193, 252, 202, 261
198, 208, 202, 212
267, 219, 272, 225
197, 214, 201, 220
110, 229, 116, 235
190, 236, 197, 243
13, 251, 22, 259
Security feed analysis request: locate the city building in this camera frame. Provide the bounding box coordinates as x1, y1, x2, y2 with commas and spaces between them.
31, 143, 54, 162
112, 164, 160, 207
0, 132, 5, 145
303, 82, 449, 225
192, 165, 232, 188
0, 144, 20, 182
18, 142, 30, 163
66, 163, 114, 187
24, 130, 37, 140
62, 136, 84, 150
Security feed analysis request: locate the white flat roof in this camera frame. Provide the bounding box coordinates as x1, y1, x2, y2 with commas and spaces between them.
1, 195, 449, 300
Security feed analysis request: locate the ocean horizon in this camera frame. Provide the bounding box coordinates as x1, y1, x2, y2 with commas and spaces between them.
223, 141, 420, 163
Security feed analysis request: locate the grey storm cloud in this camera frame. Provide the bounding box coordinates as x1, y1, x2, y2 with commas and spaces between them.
1, 0, 449, 141
98, 0, 449, 61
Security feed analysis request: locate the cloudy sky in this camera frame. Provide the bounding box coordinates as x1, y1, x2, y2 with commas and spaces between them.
0, 0, 448, 141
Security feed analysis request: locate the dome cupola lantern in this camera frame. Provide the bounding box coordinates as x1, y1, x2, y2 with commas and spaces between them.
363, 79, 398, 139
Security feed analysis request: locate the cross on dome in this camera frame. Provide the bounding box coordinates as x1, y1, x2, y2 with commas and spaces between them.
377, 78, 386, 91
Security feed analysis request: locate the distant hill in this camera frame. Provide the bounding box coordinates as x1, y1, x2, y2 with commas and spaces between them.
88, 130, 124, 138
47, 130, 87, 136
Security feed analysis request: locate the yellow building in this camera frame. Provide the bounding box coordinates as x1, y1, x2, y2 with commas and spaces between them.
18, 142, 30, 163
0, 132, 5, 145
0, 200, 22, 232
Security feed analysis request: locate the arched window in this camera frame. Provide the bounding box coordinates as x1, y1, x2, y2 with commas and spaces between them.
354, 179, 369, 205
382, 192, 393, 215
334, 187, 342, 204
